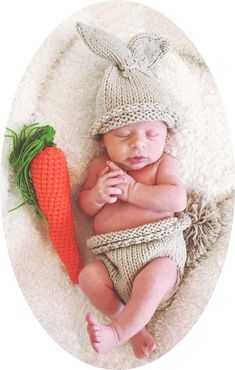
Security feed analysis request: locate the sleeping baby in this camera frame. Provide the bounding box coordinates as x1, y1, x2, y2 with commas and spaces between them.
76, 23, 191, 358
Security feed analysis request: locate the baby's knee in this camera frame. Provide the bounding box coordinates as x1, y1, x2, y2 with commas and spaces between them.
79, 261, 107, 293
79, 262, 97, 288
134, 257, 178, 294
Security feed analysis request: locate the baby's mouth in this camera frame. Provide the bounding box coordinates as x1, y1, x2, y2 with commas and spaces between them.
128, 156, 146, 163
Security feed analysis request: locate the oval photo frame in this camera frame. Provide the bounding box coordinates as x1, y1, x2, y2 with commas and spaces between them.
1, 1, 234, 369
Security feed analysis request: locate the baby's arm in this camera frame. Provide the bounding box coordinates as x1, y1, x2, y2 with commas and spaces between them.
129, 155, 187, 212
78, 158, 124, 216
107, 156, 186, 213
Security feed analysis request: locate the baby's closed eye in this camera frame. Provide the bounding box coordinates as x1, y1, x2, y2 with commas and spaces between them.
146, 130, 160, 137
116, 132, 131, 138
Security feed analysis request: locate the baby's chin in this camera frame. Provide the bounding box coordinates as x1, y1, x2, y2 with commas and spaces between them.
119, 158, 155, 171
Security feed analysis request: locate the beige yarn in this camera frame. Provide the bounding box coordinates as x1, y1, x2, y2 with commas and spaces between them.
87, 214, 191, 305
183, 192, 222, 266
76, 22, 180, 136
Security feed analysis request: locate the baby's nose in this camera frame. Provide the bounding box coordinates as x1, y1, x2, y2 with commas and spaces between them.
130, 137, 146, 149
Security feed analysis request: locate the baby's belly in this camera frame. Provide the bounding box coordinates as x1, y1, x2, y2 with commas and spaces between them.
93, 201, 175, 235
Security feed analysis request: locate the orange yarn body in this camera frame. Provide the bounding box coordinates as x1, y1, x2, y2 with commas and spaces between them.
30, 146, 82, 283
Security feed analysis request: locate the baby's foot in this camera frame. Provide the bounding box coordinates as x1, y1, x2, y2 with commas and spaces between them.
85, 312, 121, 353
130, 327, 157, 359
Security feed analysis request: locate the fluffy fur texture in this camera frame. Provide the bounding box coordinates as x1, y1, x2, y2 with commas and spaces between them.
1, 1, 234, 368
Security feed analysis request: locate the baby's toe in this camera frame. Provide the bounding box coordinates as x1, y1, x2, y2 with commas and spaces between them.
148, 339, 157, 351
92, 336, 100, 344
134, 344, 148, 359
91, 341, 100, 352
139, 339, 156, 358
89, 326, 99, 338
92, 331, 100, 343
85, 312, 98, 326
150, 342, 157, 352
142, 345, 150, 357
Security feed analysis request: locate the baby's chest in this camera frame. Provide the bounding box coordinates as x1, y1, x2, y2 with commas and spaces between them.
127, 164, 158, 185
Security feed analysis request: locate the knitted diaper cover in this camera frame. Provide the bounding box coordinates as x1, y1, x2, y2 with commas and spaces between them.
87, 213, 191, 308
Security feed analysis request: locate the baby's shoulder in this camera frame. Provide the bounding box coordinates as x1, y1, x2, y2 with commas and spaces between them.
151, 153, 176, 171
155, 153, 180, 183
159, 153, 177, 166
152, 153, 178, 178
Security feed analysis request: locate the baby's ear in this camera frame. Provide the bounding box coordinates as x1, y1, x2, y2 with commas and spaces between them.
128, 33, 170, 69
96, 134, 106, 149
100, 140, 106, 149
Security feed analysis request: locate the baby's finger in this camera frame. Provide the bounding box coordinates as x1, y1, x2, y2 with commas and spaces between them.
100, 166, 110, 176
106, 176, 126, 186
106, 196, 118, 204
106, 187, 122, 196
106, 161, 123, 172
103, 169, 123, 180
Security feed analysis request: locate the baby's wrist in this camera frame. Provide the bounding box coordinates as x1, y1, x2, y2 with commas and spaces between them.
127, 181, 140, 204
91, 186, 105, 207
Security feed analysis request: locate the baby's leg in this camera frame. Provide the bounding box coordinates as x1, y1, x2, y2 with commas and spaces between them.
79, 260, 124, 320
87, 257, 177, 353
79, 261, 156, 358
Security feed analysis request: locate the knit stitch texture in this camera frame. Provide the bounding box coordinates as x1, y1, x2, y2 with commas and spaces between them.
87, 214, 191, 305
76, 22, 180, 136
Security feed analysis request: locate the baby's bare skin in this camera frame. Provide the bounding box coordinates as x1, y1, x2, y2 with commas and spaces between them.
92, 153, 175, 234
78, 121, 187, 358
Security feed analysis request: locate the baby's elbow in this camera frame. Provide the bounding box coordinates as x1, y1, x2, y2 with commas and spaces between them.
172, 187, 187, 212
175, 198, 187, 212
78, 190, 100, 217
78, 191, 90, 215
78, 191, 84, 210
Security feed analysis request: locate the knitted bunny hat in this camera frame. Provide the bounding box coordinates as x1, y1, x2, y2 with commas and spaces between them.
76, 22, 180, 136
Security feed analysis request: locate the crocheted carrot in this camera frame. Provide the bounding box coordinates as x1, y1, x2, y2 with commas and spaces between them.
6, 123, 82, 283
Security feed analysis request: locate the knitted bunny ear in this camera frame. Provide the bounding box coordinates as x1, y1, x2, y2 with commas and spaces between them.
76, 22, 135, 71
128, 33, 170, 68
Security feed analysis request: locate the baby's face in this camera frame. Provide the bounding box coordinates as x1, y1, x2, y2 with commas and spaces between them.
100, 120, 167, 170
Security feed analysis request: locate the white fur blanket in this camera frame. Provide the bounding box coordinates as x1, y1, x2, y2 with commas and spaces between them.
1, 1, 234, 368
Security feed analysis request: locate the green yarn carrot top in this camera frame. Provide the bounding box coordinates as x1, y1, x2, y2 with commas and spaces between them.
6, 122, 56, 222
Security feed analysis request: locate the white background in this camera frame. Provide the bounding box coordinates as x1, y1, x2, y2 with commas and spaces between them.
0, 1, 234, 369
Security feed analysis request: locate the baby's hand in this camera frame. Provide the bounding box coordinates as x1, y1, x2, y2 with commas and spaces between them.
106, 161, 136, 202
94, 165, 125, 204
